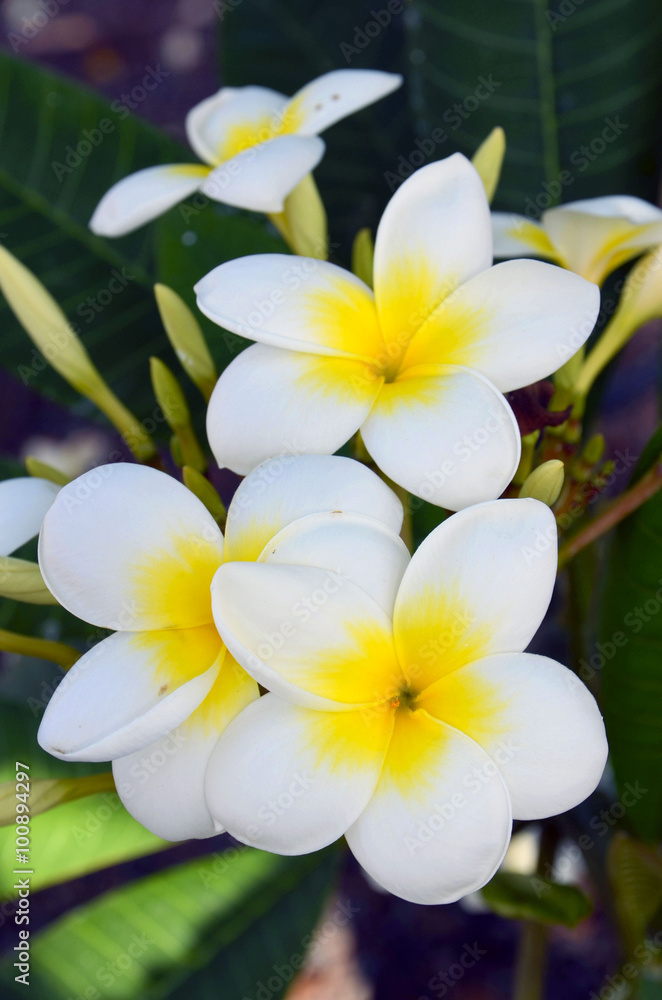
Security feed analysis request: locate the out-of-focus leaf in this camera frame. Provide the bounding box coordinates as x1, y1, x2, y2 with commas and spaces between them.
409, 0, 662, 210
481, 871, 593, 927
608, 831, 662, 957
0, 845, 339, 1000
0, 772, 115, 825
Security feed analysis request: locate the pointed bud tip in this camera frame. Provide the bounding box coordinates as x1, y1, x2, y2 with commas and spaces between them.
519, 460, 565, 507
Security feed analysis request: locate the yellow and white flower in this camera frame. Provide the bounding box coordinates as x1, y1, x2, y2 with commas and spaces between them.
197, 154, 600, 510
206, 498, 607, 904
37, 456, 408, 841
492, 196, 662, 285
89, 70, 402, 236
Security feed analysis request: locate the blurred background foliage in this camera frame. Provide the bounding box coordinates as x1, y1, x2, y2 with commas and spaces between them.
0, 0, 661, 997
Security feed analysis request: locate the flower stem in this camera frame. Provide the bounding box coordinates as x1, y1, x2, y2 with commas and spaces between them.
557, 452, 662, 569
512, 824, 558, 1000
0, 628, 80, 670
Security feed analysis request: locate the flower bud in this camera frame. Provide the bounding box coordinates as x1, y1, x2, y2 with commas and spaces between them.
24, 456, 70, 486
154, 283, 217, 401
472, 127, 506, 204
0, 556, 58, 604
352, 228, 375, 288
519, 460, 565, 507
150, 358, 207, 472
183, 465, 226, 527
270, 173, 328, 259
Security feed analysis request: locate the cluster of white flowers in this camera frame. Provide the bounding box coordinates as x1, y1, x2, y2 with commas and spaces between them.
9, 67, 662, 905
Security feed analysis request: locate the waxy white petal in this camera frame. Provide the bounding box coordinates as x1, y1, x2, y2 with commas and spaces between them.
206, 344, 380, 476
113, 654, 258, 840
38, 627, 223, 762
346, 709, 512, 905
195, 254, 381, 359
360, 365, 520, 510
260, 512, 410, 616
401, 259, 600, 392
224, 454, 403, 563
39, 463, 224, 631
420, 653, 608, 820
185, 85, 289, 165
491, 212, 557, 260
373, 155, 492, 350
89, 165, 209, 237
205, 693, 393, 852
211, 562, 403, 711
290, 69, 402, 136
200, 135, 325, 213
393, 499, 557, 691
0, 477, 59, 557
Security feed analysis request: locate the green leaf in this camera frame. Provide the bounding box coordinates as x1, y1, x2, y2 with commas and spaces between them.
0, 50, 283, 421
608, 831, 662, 956
409, 0, 662, 210
481, 871, 593, 927
0, 845, 339, 1000
600, 470, 662, 840
0, 698, 166, 891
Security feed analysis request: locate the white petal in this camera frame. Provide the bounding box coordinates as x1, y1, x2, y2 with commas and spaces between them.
260, 512, 410, 616
392, 499, 557, 692
543, 197, 662, 284
0, 477, 59, 556
224, 454, 403, 562
39, 463, 224, 631
206, 344, 380, 476
89, 165, 209, 237
113, 654, 258, 840
491, 213, 558, 260
373, 155, 492, 350
289, 69, 402, 136
200, 135, 325, 213
211, 562, 403, 711
37, 627, 223, 762
346, 709, 512, 905
185, 85, 289, 165
360, 365, 521, 510
401, 259, 600, 392
205, 693, 393, 852
420, 653, 608, 820
195, 254, 381, 359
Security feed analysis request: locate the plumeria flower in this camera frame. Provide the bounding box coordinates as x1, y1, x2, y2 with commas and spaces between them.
492, 196, 662, 285
37, 456, 408, 841
206, 499, 608, 904
89, 70, 402, 237
197, 154, 600, 510
0, 476, 59, 557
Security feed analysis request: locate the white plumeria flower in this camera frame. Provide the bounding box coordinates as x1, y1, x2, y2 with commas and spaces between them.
37, 456, 408, 841
0, 476, 59, 556
492, 196, 662, 285
197, 154, 600, 511
89, 70, 402, 237
206, 499, 607, 905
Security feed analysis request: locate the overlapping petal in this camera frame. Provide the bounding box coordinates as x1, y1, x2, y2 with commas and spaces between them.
205, 693, 393, 853
400, 259, 600, 392
392, 499, 557, 692
206, 345, 381, 476
113, 654, 258, 840
419, 652, 608, 821
39, 464, 224, 631
345, 709, 512, 904
185, 85, 289, 165
211, 562, 403, 710
195, 255, 382, 359
37, 626, 223, 762
491, 213, 558, 261
200, 135, 325, 213
360, 365, 520, 510
260, 512, 410, 615
224, 454, 403, 563
289, 69, 402, 137
89, 165, 210, 237
373, 155, 492, 353
0, 477, 59, 557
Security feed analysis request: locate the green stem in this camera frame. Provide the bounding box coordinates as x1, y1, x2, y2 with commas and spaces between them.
512, 825, 559, 1000
0, 628, 80, 670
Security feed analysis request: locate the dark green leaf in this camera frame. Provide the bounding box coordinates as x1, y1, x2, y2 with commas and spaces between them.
410, 0, 662, 211
482, 871, 593, 926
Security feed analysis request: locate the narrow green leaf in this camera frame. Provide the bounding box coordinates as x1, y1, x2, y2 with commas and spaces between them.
482, 871, 593, 927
